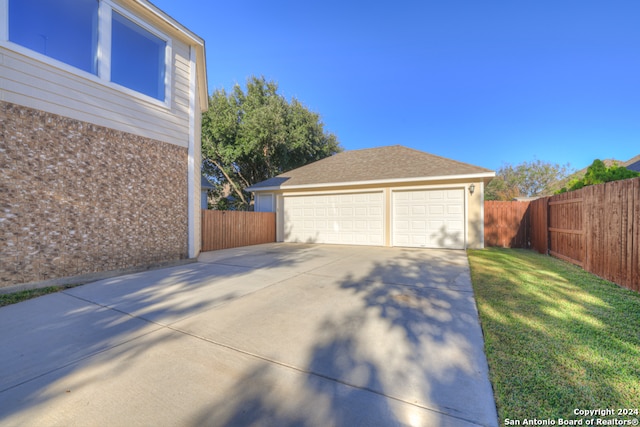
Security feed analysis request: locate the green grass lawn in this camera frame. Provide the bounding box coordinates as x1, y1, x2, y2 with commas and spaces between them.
468, 248, 640, 423
0, 285, 76, 307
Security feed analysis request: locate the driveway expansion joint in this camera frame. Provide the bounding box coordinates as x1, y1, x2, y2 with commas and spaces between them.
165, 324, 485, 427
303, 271, 476, 293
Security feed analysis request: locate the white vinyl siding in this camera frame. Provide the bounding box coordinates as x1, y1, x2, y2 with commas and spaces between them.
283, 192, 384, 246
392, 188, 465, 249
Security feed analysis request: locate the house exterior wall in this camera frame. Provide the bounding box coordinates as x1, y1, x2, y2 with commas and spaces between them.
0, 101, 189, 289
0, 1, 207, 289
0, 29, 191, 149
262, 177, 487, 249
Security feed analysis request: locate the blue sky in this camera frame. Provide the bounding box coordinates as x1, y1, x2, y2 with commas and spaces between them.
152, 0, 640, 172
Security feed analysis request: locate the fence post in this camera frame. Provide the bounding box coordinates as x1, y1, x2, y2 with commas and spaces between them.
545, 196, 550, 255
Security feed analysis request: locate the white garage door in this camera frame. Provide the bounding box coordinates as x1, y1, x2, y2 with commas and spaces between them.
283, 192, 384, 245
393, 189, 465, 249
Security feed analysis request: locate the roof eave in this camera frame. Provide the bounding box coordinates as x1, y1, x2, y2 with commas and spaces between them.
247, 172, 496, 193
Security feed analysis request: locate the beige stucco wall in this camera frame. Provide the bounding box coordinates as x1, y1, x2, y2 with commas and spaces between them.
261, 177, 489, 249
466, 180, 485, 249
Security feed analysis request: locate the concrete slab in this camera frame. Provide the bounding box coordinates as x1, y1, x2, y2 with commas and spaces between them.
307, 246, 474, 291
0, 243, 498, 426
0, 292, 160, 392
64, 261, 302, 325
0, 328, 481, 427
173, 257, 494, 425
197, 242, 355, 273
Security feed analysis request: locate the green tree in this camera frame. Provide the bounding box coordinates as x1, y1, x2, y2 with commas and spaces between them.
558, 159, 639, 193
485, 160, 572, 201
202, 76, 341, 210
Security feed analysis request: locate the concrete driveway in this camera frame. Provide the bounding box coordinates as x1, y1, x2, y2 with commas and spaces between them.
0, 243, 498, 427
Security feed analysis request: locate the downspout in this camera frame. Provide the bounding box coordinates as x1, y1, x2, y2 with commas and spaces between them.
187, 46, 197, 258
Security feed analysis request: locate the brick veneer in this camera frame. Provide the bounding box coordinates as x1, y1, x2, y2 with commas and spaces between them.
0, 101, 189, 288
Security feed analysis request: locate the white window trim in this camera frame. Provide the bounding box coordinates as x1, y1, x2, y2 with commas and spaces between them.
97, 1, 111, 81
0, 0, 8, 41
106, 0, 172, 105
0, 0, 172, 109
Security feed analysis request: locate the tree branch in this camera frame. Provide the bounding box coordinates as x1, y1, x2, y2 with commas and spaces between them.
210, 159, 247, 206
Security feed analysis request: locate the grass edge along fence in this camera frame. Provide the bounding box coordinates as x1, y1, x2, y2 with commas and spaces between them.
484, 177, 640, 293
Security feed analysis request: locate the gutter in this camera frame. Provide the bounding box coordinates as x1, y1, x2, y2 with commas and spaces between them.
246, 172, 496, 193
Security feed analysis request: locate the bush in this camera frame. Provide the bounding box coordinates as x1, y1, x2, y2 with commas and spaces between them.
558, 159, 639, 193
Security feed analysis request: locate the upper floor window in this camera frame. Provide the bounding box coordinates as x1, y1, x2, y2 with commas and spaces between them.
112, 11, 166, 101
6, 0, 169, 103
9, 0, 99, 75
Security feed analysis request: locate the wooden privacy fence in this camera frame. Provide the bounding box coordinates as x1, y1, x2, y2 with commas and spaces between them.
484, 177, 640, 293
484, 201, 530, 248
201, 210, 276, 252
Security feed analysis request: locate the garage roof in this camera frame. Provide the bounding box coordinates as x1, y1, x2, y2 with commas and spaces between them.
247, 145, 495, 191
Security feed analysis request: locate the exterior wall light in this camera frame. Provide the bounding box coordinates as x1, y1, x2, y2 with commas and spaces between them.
469, 183, 475, 195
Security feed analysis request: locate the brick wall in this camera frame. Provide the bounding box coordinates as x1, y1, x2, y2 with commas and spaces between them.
0, 101, 189, 288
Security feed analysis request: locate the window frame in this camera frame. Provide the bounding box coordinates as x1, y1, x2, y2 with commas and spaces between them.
0, 0, 173, 108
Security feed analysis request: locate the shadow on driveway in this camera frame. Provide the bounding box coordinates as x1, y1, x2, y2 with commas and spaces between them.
0, 244, 497, 427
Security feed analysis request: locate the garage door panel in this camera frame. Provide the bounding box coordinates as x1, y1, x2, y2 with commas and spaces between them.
284, 192, 384, 246
411, 221, 426, 230
393, 189, 465, 249
446, 189, 463, 199
412, 205, 426, 215
395, 206, 409, 216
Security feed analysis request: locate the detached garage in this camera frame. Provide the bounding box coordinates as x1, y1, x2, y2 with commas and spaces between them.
247, 145, 495, 249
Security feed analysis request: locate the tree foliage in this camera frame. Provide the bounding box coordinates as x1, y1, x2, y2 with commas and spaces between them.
557, 159, 639, 193
485, 160, 572, 201
201, 76, 341, 210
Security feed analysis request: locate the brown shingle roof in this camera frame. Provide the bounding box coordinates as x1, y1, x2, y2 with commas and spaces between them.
247, 145, 494, 190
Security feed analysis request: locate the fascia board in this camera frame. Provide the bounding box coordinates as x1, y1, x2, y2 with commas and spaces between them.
134, 0, 204, 45
246, 172, 496, 193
